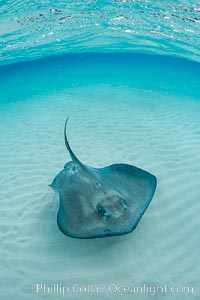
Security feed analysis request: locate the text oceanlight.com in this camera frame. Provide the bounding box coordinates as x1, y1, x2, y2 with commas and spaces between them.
28, 283, 194, 296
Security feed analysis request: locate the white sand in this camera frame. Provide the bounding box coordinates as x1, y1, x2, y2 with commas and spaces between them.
0, 85, 200, 299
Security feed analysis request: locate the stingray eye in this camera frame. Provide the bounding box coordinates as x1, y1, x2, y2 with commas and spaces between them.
95, 182, 101, 188
97, 204, 110, 218
119, 198, 128, 209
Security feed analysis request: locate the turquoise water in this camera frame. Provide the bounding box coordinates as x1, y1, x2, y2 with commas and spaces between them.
1, 52, 200, 300
1, 1, 200, 300
1, 0, 200, 65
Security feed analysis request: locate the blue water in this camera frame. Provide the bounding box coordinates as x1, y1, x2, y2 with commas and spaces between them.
1, 53, 200, 103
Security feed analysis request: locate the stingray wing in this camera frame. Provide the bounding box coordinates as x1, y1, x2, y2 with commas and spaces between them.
98, 163, 157, 231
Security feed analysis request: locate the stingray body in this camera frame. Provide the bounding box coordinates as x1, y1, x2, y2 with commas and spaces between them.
50, 119, 157, 239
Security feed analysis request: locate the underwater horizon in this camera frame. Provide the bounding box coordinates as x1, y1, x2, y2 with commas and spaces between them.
1, 1, 200, 300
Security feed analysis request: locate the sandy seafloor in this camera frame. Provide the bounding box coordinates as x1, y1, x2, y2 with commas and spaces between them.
0, 53, 200, 300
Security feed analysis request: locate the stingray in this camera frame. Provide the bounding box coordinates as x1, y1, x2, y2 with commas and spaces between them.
50, 119, 157, 239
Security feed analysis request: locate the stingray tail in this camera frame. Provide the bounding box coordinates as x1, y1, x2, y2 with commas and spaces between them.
64, 118, 84, 168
